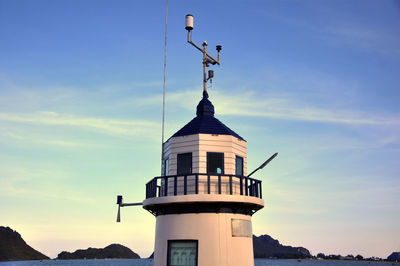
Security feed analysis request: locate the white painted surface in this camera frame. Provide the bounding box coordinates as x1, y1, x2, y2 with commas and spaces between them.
152, 133, 262, 266
154, 213, 254, 266
163, 134, 247, 176
143, 194, 264, 209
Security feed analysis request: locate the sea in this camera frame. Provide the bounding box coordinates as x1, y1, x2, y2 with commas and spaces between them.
0, 259, 398, 266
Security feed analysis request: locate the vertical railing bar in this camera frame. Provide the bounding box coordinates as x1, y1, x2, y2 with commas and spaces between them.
184, 175, 187, 195
195, 174, 199, 194
245, 177, 248, 196
218, 175, 221, 194
229, 175, 232, 195
259, 182, 262, 199
240, 176, 243, 195
164, 176, 168, 196
174, 176, 177, 196
207, 175, 211, 194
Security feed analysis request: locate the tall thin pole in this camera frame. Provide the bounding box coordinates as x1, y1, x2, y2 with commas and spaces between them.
161, 0, 168, 174
202, 42, 207, 92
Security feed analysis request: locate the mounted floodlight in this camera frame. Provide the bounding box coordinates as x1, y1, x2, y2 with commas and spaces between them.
185, 14, 194, 31
247, 152, 278, 177
185, 14, 221, 93
116, 195, 143, 223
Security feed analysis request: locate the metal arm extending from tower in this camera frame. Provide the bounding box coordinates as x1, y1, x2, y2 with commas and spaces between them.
185, 14, 222, 92
116, 195, 142, 222
247, 153, 278, 177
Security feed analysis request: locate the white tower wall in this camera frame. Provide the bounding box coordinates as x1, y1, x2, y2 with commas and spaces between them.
163, 134, 247, 176
154, 213, 254, 266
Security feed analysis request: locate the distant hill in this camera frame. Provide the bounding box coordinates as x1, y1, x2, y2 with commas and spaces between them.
387, 252, 400, 262
57, 244, 140, 259
0, 226, 49, 261
253, 234, 312, 259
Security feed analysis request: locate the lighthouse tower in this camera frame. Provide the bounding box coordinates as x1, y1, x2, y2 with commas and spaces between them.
142, 14, 264, 266
143, 89, 264, 266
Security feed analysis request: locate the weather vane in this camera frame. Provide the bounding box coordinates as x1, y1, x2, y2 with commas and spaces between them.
185, 14, 222, 94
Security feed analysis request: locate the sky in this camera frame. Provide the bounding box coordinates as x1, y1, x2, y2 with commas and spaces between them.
0, 0, 399, 260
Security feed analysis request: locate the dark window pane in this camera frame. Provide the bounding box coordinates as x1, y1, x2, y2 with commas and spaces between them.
164, 158, 169, 176
207, 152, 224, 174
236, 156, 243, 176
177, 153, 192, 175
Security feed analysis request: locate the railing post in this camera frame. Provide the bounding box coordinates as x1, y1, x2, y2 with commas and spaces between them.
184, 175, 187, 195
149, 182, 152, 198
174, 176, 177, 196
245, 177, 248, 196
164, 176, 168, 196
207, 175, 211, 194
240, 176, 243, 195
229, 175, 233, 195
218, 175, 221, 194
195, 174, 199, 194
259, 182, 262, 199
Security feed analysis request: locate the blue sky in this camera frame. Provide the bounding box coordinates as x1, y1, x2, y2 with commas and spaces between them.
0, 0, 399, 259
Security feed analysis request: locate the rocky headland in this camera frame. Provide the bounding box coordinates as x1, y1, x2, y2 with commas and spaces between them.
253, 234, 312, 259
56, 244, 140, 259
0, 226, 49, 261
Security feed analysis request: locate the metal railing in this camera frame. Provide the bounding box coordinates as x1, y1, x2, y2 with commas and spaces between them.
146, 173, 262, 199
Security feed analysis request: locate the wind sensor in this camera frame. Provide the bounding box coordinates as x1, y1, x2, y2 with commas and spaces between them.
185, 14, 222, 93
115, 195, 142, 222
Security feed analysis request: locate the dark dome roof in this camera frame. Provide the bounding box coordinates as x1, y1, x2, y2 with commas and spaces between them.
171, 91, 245, 141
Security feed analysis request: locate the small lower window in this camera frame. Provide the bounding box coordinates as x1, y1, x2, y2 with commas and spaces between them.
167, 240, 198, 266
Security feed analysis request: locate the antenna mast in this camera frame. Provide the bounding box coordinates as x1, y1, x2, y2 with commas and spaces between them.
161, 0, 168, 174
185, 14, 222, 93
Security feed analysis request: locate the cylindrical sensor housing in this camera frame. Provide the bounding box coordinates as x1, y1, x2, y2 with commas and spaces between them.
185, 14, 194, 30
208, 70, 214, 79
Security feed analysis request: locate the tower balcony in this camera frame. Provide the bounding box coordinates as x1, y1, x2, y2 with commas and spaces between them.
144, 173, 264, 216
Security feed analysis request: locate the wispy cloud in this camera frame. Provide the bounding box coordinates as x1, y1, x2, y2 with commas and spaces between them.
0, 166, 92, 203
265, 5, 400, 57
0, 131, 90, 148
160, 89, 400, 126
0, 111, 159, 137
323, 23, 400, 56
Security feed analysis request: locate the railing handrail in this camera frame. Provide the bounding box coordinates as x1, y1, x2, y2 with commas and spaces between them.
146, 173, 261, 185
145, 173, 262, 200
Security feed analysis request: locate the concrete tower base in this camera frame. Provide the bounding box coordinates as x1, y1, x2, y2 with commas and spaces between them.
154, 213, 254, 266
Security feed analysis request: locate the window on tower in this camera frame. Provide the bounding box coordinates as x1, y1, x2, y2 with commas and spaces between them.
207, 152, 224, 174
164, 158, 169, 176
235, 155, 243, 176
177, 153, 192, 175
167, 240, 198, 266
